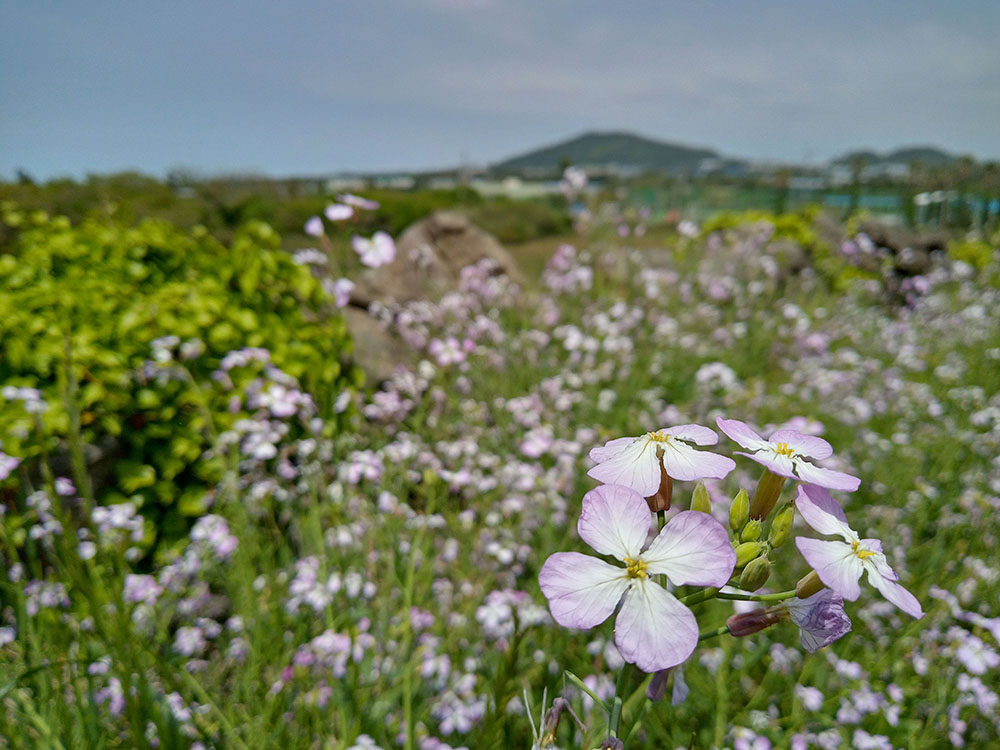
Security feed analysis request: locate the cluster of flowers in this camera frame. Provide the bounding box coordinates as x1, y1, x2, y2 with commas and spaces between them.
540, 417, 922, 677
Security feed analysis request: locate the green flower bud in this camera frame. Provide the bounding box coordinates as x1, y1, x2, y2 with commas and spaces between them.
749, 469, 787, 521
729, 488, 749, 531
741, 519, 763, 542
740, 555, 772, 592
767, 505, 795, 549
734, 541, 765, 568
691, 483, 712, 514
796, 570, 825, 599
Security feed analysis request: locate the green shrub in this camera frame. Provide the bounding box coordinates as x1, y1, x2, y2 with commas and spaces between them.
0, 204, 360, 542
948, 237, 996, 269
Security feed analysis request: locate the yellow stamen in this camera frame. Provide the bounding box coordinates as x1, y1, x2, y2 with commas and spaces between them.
852, 539, 875, 560
624, 556, 649, 579
649, 430, 670, 443
774, 442, 795, 457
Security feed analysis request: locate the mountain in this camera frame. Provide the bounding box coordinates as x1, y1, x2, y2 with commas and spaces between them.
833, 146, 957, 167
493, 131, 720, 173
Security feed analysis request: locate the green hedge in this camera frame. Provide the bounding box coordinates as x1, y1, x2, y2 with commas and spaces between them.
0, 204, 360, 541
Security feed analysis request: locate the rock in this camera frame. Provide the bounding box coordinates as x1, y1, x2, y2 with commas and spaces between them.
855, 218, 946, 275
351, 211, 523, 305
345, 212, 523, 383
342, 306, 411, 386
766, 239, 809, 277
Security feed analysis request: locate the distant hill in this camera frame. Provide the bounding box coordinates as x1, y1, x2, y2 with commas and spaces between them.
833, 146, 957, 167
493, 131, 720, 173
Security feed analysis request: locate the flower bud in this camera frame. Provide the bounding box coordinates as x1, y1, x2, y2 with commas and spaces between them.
646, 669, 669, 702
767, 505, 795, 549
749, 469, 787, 520
740, 519, 763, 542
734, 541, 765, 568
599, 738, 625, 750
739, 555, 771, 592
796, 570, 825, 599
726, 607, 784, 637
691, 483, 712, 514
645, 463, 673, 513
729, 488, 749, 531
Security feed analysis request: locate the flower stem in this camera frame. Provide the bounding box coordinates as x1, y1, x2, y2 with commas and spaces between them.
698, 624, 730, 642
678, 587, 719, 606
564, 670, 608, 713
716, 589, 797, 603
608, 661, 629, 737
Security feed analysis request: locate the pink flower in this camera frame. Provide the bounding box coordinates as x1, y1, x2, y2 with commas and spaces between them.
794, 485, 923, 618
588, 424, 736, 496
716, 417, 860, 492
324, 203, 354, 221
337, 193, 380, 210
330, 278, 354, 308
304, 216, 324, 237
785, 589, 852, 652
352, 231, 396, 268
539, 484, 736, 672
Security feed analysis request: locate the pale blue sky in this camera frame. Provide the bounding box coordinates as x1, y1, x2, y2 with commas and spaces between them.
2, 0, 998, 179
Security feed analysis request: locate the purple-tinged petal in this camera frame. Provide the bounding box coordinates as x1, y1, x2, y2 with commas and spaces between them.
736, 450, 796, 479
589, 436, 637, 463
660, 440, 736, 482
793, 460, 861, 492
867, 568, 923, 619
614, 581, 697, 672
795, 537, 863, 601
324, 203, 354, 221
587, 437, 660, 496
662, 423, 718, 446
578, 485, 652, 561
794, 485, 854, 539
644, 511, 736, 587
539, 552, 629, 629
769, 429, 833, 460
786, 589, 852, 652
716, 417, 768, 451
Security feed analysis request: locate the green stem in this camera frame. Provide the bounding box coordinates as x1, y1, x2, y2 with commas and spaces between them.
678, 587, 719, 606
699, 625, 730, 642
716, 589, 796, 603
608, 662, 629, 737
564, 670, 608, 713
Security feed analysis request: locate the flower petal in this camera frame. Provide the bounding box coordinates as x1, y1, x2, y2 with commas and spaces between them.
660, 440, 736, 482
794, 485, 855, 539
644, 511, 736, 587
793, 459, 861, 492
614, 580, 698, 672
538, 552, 630, 629
786, 589, 852, 653
736, 450, 796, 479
589, 436, 637, 463
795, 537, 862, 601
769, 429, 833, 460
586, 436, 661, 496
578, 484, 652, 561
716, 417, 769, 451
866, 567, 923, 619
662, 423, 718, 446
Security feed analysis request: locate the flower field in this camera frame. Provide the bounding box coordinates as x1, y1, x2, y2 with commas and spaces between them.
2, 203, 1000, 750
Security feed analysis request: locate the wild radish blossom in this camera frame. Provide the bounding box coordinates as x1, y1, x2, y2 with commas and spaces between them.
352, 231, 396, 268
794, 485, 923, 618
785, 589, 853, 652
539, 484, 736, 672
587, 424, 736, 496
324, 203, 354, 221
716, 417, 860, 492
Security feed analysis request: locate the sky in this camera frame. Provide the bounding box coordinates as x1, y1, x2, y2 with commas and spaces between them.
2, 0, 999, 180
